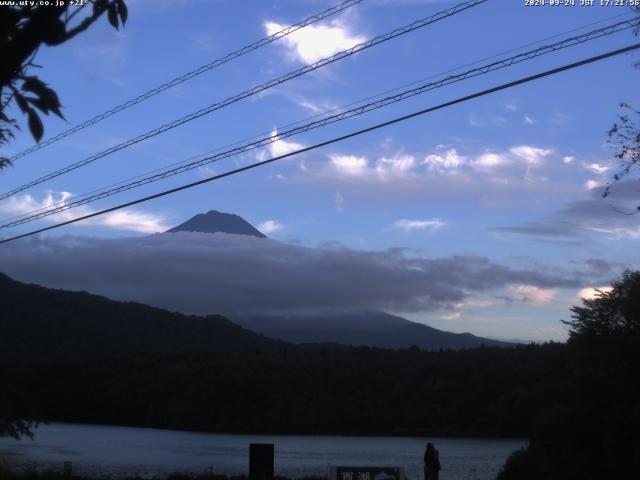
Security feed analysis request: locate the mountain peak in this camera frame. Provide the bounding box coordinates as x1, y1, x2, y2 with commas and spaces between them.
167, 210, 266, 238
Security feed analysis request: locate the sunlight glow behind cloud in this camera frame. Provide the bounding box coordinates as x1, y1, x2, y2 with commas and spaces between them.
264, 20, 366, 64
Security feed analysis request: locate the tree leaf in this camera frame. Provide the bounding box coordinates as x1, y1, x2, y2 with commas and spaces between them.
14, 93, 29, 114
93, 0, 108, 16
108, 3, 119, 30
0, 157, 12, 170
28, 98, 51, 115
117, 0, 128, 26
27, 109, 44, 143
21, 76, 48, 96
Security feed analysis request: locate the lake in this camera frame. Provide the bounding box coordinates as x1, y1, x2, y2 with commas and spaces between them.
0, 423, 525, 480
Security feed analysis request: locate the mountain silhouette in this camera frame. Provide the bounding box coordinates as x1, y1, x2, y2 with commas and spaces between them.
231, 310, 515, 350
0, 272, 283, 360
167, 210, 266, 237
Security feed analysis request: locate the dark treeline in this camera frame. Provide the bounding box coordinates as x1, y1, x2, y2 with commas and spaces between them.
2, 343, 571, 437
498, 271, 640, 480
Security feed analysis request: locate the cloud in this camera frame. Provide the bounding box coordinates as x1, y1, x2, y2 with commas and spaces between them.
330, 154, 368, 176
375, 154, 417, 180
524, 116, 535, 125
286, 94, 339, 115
510, 146, 553, 165
472, 153, 508, 170
0, 191, 169, 234
257, 220, 284, 234
295, 143, 566, 196
0, 233, 592, 316
585, 179, 604, 191
334, 191, 345, 211
494, 180, 640, 240
422, 149, 466, 172
257, 130, 305, 161
264, 19, 366, 64
509, 285, 557, 306
440, 311, 462, 321
583, 163, 610, 175
392, 218, 447, 232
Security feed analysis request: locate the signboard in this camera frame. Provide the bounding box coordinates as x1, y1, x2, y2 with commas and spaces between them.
330, 466, 404, 480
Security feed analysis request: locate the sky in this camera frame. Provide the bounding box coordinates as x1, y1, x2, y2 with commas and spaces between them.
1, 0, 639, 342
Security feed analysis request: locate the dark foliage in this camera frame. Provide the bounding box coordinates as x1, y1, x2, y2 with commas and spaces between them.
0, 0, 127, 166
604, 10, 640, 204
498, 272, 640, 480
605, 103, 640, 207
0, 384, 37, 440
564, 269, 640, 338
1, 343, 568, 438
0, 273, 285, 360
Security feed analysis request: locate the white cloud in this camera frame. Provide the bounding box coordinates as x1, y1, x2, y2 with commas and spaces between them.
330, 154, 368, 176
257, 220, 284, 234
257, 130, 305, 161
392, 218, 447, 232
288, 94, 339, 115
422, 149, 466, 172
264, 20, 366, 64
563, 156, 575, 164
375, 154, 416, 180
510, 285, 557, 306
510, 145, 553, 165
583, 163, 610, 175
524, 115, 535, 124
0, 191, 168, 234
473, 153, 507, 169
585, 179, 604, 191
299, 143, 569, 194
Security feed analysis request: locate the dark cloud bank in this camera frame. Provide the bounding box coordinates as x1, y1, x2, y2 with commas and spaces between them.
0, 232, 615, 315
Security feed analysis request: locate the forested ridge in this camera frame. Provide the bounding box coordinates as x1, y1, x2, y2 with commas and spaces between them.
0, 273, 285, 360
2, 344, 568, 437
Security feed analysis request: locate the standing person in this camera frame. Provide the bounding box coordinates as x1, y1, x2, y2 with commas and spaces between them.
423, 442, 441, 480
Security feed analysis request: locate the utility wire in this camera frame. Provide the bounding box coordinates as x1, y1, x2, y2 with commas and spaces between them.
2, 42, 638, 245
7, 0, 364, 162
0, 0, 488, 202
2, 17, 637, 230
4, 11, 632, 225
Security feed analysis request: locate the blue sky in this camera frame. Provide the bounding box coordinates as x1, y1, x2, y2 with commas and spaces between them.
1, 0, 639, 341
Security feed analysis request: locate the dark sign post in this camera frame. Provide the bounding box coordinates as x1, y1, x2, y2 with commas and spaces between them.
249, 443, 274, 480
63, 461, 72, 478
331, 466, 404, 480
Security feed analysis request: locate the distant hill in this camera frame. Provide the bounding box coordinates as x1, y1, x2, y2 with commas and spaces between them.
231, 310, 515, 350
0, 273, 283, 360
167, 210, 266, 237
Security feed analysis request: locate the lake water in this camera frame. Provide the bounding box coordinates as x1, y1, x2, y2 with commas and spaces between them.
0, 423, 525, 480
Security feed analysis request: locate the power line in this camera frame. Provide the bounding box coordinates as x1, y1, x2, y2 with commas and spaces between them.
0, 0, 488, 202
4, 11, 633, 226
2, 17, 637, 229
7, 0, 364, 162
2, 42, 638, 245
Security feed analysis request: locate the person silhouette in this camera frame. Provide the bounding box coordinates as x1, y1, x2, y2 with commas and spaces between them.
423, 442, 441, 480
